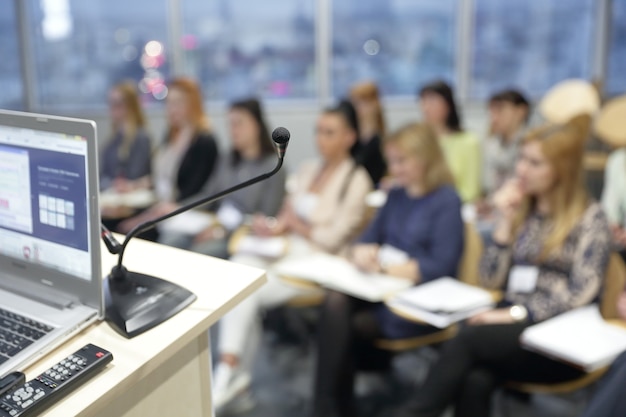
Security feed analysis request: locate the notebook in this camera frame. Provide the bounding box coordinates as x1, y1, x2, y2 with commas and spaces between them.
520, 304, 626, 372
387, 277, 495, 328
0, 109, 103, 376
273, 252, 412, 302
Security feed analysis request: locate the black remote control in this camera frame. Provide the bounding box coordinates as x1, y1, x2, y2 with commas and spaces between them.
0, 344, 112, 416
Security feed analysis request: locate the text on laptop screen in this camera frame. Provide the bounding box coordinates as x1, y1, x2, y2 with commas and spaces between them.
0, 126, 92, 280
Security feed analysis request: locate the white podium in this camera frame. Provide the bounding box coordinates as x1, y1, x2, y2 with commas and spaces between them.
30, 237, 266, 417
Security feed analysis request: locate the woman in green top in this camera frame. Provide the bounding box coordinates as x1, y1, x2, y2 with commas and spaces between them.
419, 80, 481, 203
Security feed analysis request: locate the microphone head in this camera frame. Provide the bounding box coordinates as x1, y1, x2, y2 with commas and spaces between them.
272, 127, 290, 145
272, 127, 290, 158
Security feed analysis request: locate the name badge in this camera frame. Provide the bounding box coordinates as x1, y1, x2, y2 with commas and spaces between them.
507, 265, 539, 294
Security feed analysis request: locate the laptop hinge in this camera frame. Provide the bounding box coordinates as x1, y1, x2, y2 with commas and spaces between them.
0, 278, 75, 310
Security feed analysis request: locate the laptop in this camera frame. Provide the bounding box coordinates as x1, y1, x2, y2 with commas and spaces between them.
0, 109, 103, 376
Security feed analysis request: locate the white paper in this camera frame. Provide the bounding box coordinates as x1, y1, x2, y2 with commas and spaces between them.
507, 265, 539, 294
158, 211, 214, 235
521, 304, 626, 372
216, 202, 244, 231
274, 253, 412, 302
236, 236, 287, 258
387, 277, 495, 328
393, 277, 494, 313
100, 189, 156, 208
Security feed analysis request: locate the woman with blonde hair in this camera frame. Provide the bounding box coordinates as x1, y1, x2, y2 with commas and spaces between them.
312, 122, 465, 417
119, 77, 218, 235
100, 81, 152, 192
350, 81, 387, 185
393, 115, 612, 417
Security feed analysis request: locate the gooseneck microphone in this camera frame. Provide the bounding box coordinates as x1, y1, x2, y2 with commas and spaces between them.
272, 126, 290, 159
102, 127, 290, 338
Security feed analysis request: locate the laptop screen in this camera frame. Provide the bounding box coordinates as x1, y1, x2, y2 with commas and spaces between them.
0, 125, 93, 281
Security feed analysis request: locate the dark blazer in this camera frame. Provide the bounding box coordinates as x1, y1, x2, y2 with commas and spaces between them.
351, 134, 387, 186
173, 131, 219, 202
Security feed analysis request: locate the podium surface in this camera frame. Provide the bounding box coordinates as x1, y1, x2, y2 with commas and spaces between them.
28, 237, 267, 417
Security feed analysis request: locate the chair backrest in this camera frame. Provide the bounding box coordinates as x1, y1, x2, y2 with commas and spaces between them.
601, 253, 626, 320
457, 222, 483, 286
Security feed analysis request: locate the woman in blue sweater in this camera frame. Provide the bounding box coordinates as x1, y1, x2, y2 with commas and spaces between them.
311, 122, 465, 417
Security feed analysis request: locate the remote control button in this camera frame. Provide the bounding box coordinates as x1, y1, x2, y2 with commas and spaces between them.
21, 399, 32, 408
33, 392, 44, 400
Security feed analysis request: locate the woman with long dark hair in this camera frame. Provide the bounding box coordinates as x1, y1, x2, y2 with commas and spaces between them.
159, 98, 287, 258
419, 80, 481, 203
212, 102, 373, 413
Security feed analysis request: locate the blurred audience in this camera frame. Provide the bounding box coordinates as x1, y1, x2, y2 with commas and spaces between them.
602, 143, 626, 260
159, 98, 286, 258
312, 122, 464, 417
579, 290, 626, 417
100, 81, 152, 193
393, 115, 611, 417
479, 89, 530, 215
118, 77, 218, 236
212, 102, 373, 413
419, 80, 481, 203
349, 81, 388, 186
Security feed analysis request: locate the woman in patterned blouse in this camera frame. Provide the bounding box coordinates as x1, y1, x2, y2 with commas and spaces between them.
393, 114, 612, 417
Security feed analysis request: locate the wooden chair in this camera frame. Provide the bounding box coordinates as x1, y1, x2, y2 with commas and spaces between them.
374, 222, 485, 351
505, 253, 626, 395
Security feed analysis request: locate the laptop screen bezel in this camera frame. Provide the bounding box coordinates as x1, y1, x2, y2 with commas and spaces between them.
0, 109, 103, 317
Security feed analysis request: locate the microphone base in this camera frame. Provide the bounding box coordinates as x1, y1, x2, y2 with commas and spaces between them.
104, 268, 197, 339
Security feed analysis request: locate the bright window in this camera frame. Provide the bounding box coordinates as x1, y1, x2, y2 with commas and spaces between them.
607, 0, 626, 95
181, 0, 317, 101
332, 0, 458, 97
0, 1, 24, 110
471, 0, 596, 99
29, 0, 171, 110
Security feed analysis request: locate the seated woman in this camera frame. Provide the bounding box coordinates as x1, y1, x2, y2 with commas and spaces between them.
158, 98, 286, 258
418, 80, 481, 203
100, 81, 152, 192
212, 103, 373, 412
349, 81, 388, 186
118, 77, 218, 238
601, 143, 626, 260
580, 291, 626, 417
311, 122, 465, 417
392, 115, 612, 417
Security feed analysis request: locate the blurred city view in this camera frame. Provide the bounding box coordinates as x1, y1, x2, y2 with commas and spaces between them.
0, 0, 624, 111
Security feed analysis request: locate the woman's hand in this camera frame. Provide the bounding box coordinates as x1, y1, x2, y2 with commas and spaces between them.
251, 214, 286, 237
467, 308, 516, 325
491, 180, 524, 244
611, 225, 626, 248
351, 244, 381, 273
385, 260, 420, 282
617, 292, 626, 321
117, 202, 177, 233
193, 225, 226, 244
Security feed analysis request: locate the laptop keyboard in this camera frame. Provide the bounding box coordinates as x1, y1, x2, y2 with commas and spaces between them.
0, 309, 54, 364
